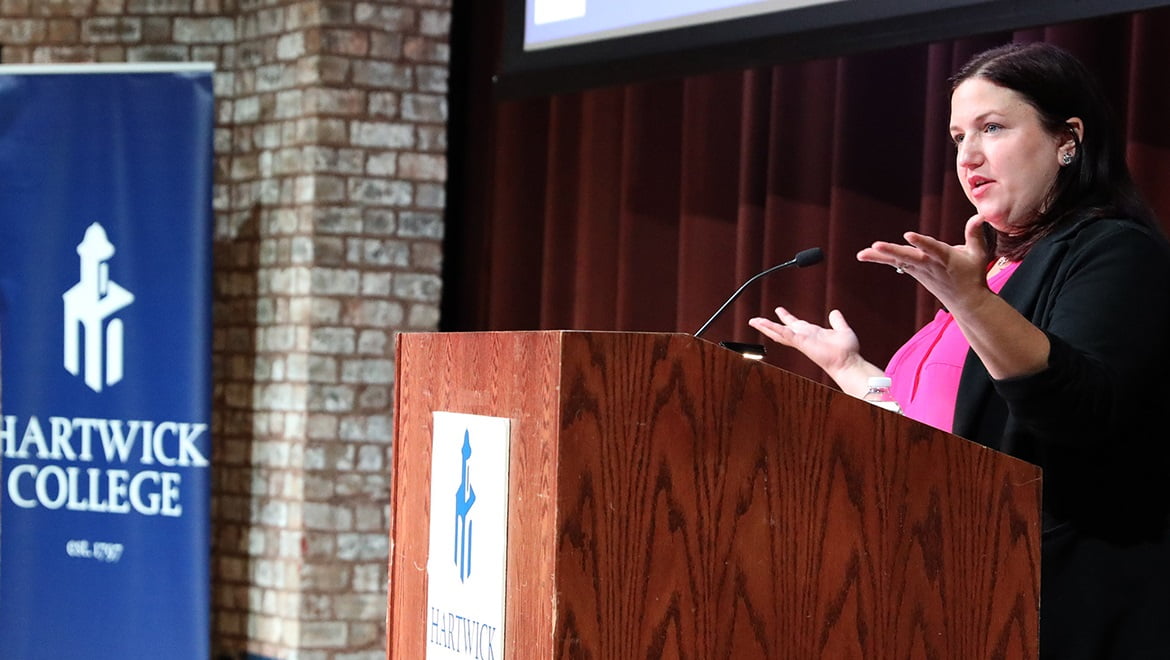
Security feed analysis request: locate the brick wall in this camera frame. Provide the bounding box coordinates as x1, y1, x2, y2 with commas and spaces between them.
0, 1, 449, 658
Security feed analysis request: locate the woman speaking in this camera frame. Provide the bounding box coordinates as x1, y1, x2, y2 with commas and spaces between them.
750, 42, 1170, 658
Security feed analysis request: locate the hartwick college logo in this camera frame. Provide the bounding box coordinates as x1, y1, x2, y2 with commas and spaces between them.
63, 222, 135, 393
454, 430, 476, 583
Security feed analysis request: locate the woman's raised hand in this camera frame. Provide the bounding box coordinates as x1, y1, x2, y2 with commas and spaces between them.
857, 214, 991, 312
749, 307, 882, 395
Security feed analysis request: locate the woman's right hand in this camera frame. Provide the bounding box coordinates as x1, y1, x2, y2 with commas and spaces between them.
749, 307, 882, 396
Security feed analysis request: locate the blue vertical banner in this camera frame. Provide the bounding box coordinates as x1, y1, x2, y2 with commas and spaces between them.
0, 64, 214, 658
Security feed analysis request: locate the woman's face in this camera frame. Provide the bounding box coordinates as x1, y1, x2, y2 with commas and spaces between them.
949, 77, 1072, 233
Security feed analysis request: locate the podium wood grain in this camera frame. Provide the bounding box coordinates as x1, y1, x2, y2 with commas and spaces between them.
388, 331, 1041, 659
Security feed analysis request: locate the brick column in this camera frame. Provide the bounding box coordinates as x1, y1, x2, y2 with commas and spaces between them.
0, 2, 449, 658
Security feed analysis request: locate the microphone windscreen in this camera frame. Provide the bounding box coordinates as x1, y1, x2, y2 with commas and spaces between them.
794, 247, 824, 268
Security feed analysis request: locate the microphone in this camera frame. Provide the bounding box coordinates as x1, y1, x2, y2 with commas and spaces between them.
694, 247, 824, 338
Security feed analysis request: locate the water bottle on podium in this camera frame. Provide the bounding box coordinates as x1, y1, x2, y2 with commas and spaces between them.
862, 376, 903, 414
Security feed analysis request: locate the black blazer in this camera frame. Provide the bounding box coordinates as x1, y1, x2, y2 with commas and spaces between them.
953, 216, 1170, 659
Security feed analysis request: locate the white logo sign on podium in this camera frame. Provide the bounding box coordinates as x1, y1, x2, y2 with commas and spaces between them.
426, 411, 511, 659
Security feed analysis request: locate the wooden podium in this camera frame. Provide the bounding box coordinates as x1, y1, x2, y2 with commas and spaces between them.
388, 331, 1041, 659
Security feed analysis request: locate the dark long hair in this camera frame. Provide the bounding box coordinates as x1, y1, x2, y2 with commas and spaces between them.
950, 42, 1154, 259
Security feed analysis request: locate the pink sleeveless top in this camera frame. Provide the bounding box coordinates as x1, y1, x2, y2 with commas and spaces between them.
884, 262, 1020, 432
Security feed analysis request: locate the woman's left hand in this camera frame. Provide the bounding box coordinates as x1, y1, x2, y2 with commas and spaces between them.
857, 213, 1051, 379
857, 214, 992, 312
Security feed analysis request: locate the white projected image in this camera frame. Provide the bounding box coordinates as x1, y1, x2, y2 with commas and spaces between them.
534, 0, 587, 25
525, 0, 847, 50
